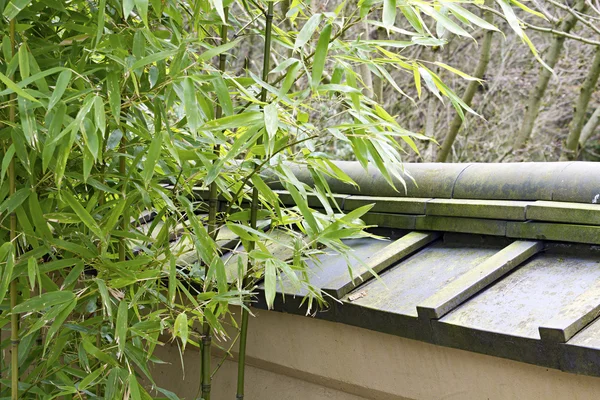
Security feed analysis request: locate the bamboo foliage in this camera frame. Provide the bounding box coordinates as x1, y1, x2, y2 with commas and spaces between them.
0, 0, 541, 398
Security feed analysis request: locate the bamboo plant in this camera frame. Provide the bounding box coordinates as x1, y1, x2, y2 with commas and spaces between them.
0, 0, 543, 398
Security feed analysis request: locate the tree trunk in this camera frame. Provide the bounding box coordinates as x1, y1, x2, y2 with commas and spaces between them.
579, 107, 600, 147
437, 3, 494, 162
513, 0, 588, 150
561, 45, 600, 160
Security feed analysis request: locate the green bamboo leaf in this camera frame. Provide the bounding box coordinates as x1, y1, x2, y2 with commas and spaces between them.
294, 13, 322, 51
400, 5, 424, 34
142, 131, 163, 187
47, 69, 71, 112
183, 77, 200, 133
0, 70, 38, 102
311, 24, 332, 87
44, 298, 77, 352
131, 50, 177, 70
496, 0, 523, 37
0, 187, 30, 215
445, 3, 499, 31
264, 103, 278, 139
18, 44, 29, 79
202, 111, 262, 131
383, 0, 396, 28
13, 291, 75, 314
264, 259, 277, 309
280, 60, 301, 96
123, 0, 134, 20
129, 374, 142, 400
78, 365, 106, 391
27, 257, 37, 291
198, 38, 241, 62
213, 75, 233, 117
134, 0, 149, 26
1, 144, 14, 186
0, 243, 14, 303
83, 339, 119, 366
209, 0, 226, 23
107, 72, 121, 124
62, 192, 105, 242
173, 313, 188, 349
3, 0, 32, 20
116, 300, 128, 358
97, 279, 113, 318
416, 3, 472, 38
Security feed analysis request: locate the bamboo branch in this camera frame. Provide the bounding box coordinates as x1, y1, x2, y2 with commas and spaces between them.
236, 2, 274, 399
8, 17, 19, 400
562, 45, 600, 159
201, 10, 230, 400
438, 2, 494, 162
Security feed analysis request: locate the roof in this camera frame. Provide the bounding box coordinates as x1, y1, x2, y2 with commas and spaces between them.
250, 161, 600, 378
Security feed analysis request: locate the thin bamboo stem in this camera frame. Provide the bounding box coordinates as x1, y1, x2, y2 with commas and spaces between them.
437, 2, 494, 162
236, 3, 274, 399
8, 18, 19, 400
200, 10, 229, 400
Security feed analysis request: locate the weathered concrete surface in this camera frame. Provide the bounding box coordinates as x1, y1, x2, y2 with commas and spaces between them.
151, 309, 600, 400
507, 221, 600, 245
553, 162, 600, 203
452, 163, 571, 201
415, 216, 507, 236
540, 280, 600, 343
346, 241, 500, 318
418, 240, 543, 320
440, 252, 600, 339
344, 196, 430, 214
526, 201, 600, 225
426, 199, 529, 220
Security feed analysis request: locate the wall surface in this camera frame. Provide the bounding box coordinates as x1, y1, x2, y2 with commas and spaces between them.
152, 308, 600, 400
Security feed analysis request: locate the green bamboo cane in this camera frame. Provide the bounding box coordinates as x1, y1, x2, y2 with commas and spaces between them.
8, 18, 19, 400
236, 2, 274, 399
200, 9, 230, 400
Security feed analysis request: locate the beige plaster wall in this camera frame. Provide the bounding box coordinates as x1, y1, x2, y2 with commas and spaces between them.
152, 308, 600, 400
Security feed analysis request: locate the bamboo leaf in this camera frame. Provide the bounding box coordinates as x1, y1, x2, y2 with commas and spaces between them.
445, 3, 499, 31
3, 0, 32, 20
264, 259, 277, 309
311, 24, 332, 87
183, 77, 200, 133
48, 69, 72, 112
131, 50, 177, 71
116, 300, 128, 358
174, 313, 188, 350
13, 291, 75, 314
198, 38, 241, 62
123, 0, 135, 20
27, 257, 37, 291
0, 243, 14, 303
62, 192, 105, 242
134, 0, 149, 26
0, 70, 38, 102
0, 187, 30, 215
294, 13, 322, 51
383, 0, 397, 28
142, 131, 163, 187
264, 103, 278, 139
107, 72, 121, 124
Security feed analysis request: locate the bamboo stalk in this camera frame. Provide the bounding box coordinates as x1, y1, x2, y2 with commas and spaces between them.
236, 3, 274, 399
437, 2, 494, 162
562, 45, 600, 160
513, 0, 588, 150
200, 10, 229, 400
8, 18, 19, 400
